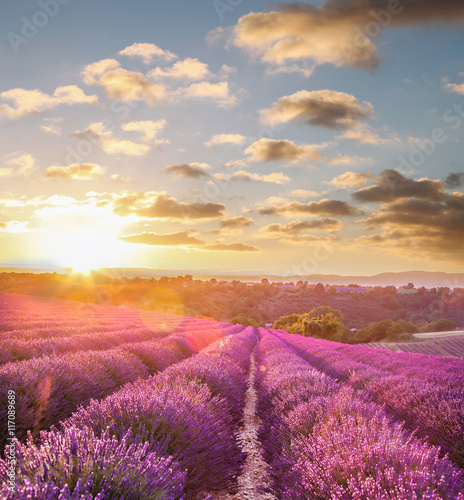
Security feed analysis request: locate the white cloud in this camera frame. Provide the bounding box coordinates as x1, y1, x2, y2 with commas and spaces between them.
121, 119, 168, 144
329, 171, 374, 188
82, 59, 165, 104
118, 43, 177, 64
40, 117, 63, 135
205, 133, 246, 147
73, 122, 151, 156
442, 74, 464, 95
260, 90, 373, 130
176, 81, 237, 107
0, 221, 31, 233
0, 153, 37, 178
111, 174, 136, 184
149, 58, 210, 81
0, 86, 98, 119
330, 154, 374, 165
291, 189, 321, 198
338, 124, 399, 145
44, 163, 106, 180
214, 170, 290, 185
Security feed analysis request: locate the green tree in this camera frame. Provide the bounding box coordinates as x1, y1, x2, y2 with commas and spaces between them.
308, 305, 344, 321
422, 318, 456, 333
272, 313, 301, 331
229, 313, 260, 328
302, 313, 345, 342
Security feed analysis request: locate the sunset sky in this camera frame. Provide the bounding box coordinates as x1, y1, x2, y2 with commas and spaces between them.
1, 0, 463, 276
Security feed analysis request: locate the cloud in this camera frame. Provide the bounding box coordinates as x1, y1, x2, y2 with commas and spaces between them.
82, 59, 165, 104
220, 216, 254, 234
206, 26, 228, 44
165, 163, 211, 179
40, 117, 63, 135
330, 171, 374, 188
111, 191, 225, 220
221, 216, 254, 229
203, 242, 259, 252
291, 189, 321, 198
260, 218, 342, 235
233, 3, 378, 71
360, 192, 464, 261
149, 58, 210, 81
119, 231, 205, 247
205, 133, 246, 147
82, 59, 121, 85
259, 198, 361, 217
119, 229, 258, 252
118, 43, 177, 64
443, 75, 464, 95
111, 174, 136, 184
353, 169, 445, 203
176, 81, 237, 107
0, 221, 31, 233
265, 63, 316, 78
244, 138, 325, 164
221, 170, 290, 185
232, 1, 464, 73
0, 86, 98, 119
444, 171, 464, 188
121, 119, 168, 143
73, 122, 151, 156
84, 54, 239, 108
0, 153, 37, 178
44, 163, 105, 180
330, 154, 373, 166
260, 90, 373, 130
338, 124, 398, 144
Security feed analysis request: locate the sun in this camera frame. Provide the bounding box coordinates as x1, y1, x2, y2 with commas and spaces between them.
45, 229, 127, 274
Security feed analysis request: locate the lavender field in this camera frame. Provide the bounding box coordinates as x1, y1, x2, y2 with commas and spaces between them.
1, 293, 464, 499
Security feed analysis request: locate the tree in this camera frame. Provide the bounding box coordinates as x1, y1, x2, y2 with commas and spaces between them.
422, 318, 456, 333
405, 282, 415, 289
314, 283, 325, 295
308, 305, 343, 321
302, 313, 345, 342
272, 313, 301, 332
229, 313, 261, 328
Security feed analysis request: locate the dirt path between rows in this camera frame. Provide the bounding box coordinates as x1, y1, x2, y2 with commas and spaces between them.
210, 352, 277, 500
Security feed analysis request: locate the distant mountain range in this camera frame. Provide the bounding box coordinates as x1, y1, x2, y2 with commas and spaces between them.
1, 266, 461, 288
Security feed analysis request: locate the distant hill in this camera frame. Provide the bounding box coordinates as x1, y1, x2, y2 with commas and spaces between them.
94, 268, 463, 289
1, 266, 462, 289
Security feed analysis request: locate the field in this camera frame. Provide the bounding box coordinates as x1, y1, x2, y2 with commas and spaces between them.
363, 332, 464, 358
1, 292, 464, 499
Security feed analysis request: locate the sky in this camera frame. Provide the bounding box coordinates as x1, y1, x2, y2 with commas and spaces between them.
0, 0, 463, 276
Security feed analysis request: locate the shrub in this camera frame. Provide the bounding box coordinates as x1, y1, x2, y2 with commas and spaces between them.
0, 427, 186, 500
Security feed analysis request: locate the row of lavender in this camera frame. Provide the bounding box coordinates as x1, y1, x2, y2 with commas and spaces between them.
0, 292, 244, 453
2, 292, 464, 500
0, 293, 224, 363
1, 327, 257, 499
365, 336, 464, 359
272, 330, 464, 468
254, 328, 464, 499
